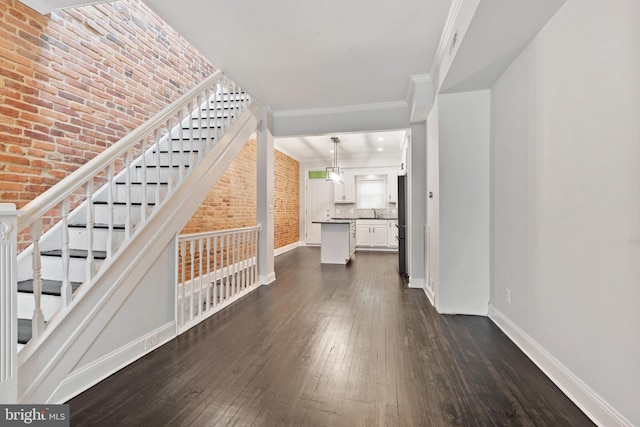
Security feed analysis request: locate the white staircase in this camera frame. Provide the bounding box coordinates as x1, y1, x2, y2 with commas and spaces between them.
0, 71, 262, 403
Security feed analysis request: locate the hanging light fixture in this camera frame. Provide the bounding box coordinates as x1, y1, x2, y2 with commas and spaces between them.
326, 136, 344, 183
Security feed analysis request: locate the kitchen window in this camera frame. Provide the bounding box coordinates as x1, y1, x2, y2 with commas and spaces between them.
356, 175, 386, 209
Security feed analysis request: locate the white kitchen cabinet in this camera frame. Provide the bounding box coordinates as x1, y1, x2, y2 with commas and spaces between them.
371, 224, 387, 246
356, 223, 372, 246
334, 171, 355, 203
356, 220, 390, 248
387, 173, 398, 204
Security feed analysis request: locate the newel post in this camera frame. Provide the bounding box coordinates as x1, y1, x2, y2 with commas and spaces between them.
0, 203, 19, 403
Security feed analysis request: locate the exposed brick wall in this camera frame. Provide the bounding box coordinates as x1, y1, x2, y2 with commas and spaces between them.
181, 141, 300, 248
0, 0, 215, 210
181, 139, 257, 235
274, 149, 299, 248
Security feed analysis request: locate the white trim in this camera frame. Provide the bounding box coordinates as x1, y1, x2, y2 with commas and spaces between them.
273, 101, 407, 118
260, 272, 276, 285
423, 286, 435, 307
488, 305, 633, 427
275, 241, 302, 257
408, 277, 424, 289
50, 322, 176, 404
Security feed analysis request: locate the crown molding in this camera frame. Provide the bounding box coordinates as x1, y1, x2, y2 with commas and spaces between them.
273, 101, 407, 119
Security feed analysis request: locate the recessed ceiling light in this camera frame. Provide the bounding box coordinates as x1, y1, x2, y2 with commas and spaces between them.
378, 137, 384, 141
378, 147, 383, 151
330, 149, 334, 153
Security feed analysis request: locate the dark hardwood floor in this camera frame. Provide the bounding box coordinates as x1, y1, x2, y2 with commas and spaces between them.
69, 247, 594, 426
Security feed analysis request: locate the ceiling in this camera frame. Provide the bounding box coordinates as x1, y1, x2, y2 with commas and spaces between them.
143, 0, 454, 112
20, 0, 566, 163
274, 130, 405, 164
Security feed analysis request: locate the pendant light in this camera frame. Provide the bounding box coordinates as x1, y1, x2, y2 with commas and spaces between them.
326, 136, 344, 183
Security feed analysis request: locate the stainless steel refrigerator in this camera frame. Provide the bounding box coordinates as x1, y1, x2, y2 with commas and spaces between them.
397, 174, 408, 276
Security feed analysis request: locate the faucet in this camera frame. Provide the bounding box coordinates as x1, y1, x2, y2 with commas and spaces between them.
373, 209, 378, 219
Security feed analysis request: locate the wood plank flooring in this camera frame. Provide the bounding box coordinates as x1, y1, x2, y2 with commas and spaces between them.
69, 248, 594, 426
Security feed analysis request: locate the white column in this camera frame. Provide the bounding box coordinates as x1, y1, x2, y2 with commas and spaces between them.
256, 107, 276, 285
408, 123, 427, 289
0, 204, 19, 403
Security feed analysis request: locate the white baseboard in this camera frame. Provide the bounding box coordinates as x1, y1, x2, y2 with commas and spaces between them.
50, 322, 176, 404
423, 286, 435, 306
260, 272, 276, 285
488, 305, 632, 427
408, 277, 424, 289
275, 241, 302, 257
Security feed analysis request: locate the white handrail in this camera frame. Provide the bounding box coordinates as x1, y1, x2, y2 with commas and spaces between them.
178, 225, 261, 242
17, 70, 223, 231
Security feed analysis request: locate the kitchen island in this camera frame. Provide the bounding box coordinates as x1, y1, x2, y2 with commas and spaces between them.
311, 220, 356, 264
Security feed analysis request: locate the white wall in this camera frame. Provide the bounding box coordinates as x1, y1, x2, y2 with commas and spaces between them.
437, 90, 491, 315
425, 100, 439, 304
490, 0, 640, 425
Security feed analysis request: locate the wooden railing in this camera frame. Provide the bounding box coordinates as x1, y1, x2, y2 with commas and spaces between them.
177, 226, 260, 333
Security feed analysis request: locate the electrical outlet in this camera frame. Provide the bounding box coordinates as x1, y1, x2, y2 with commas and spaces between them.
505, 288, 512, 304
144, 333, 159, 350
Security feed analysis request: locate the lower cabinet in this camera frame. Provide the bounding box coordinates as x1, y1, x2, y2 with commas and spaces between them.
356, 220, 395, 249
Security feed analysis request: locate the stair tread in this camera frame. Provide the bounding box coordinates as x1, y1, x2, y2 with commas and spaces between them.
41, 249, 107, 259
135, 165, 191, 169
93, 201, 156, 206
114, 181, 169, 185
150, 149, 199, 153
18, 279, 82, 296
18, 318, 32, 345
68, 223, 126, 230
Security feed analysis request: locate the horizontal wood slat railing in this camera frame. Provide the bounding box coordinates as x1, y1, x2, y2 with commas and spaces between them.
177, 226, 260, 334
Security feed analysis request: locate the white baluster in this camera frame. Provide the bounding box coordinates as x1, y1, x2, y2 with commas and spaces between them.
231, 233, 239, 295
0, 204, 18, 403
178, 109, 185, 180
29, 220, 45, 340
197, 94, 204, 165
189, 238, 195, 322
60, 198, 72, 306
212, 235, 217, 308
254, 229, 258, 285
107, 164, 115, 258
205, 236, 211, 312
180, 240, 186, 326
85, 181, 95, 282
166, 118, 174, 193
198, 237, 203, 316
154, 129, 161, 205
242, 231, 247, 290
125, 150, 132, 239
140, 138, 148, 223
205, 88, 213, 154
188, 100, 196, 168
225, 233, 231, 300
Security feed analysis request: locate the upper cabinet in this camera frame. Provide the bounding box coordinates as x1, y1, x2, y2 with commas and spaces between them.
334, 171, 355, 203
387, 173, 398, 204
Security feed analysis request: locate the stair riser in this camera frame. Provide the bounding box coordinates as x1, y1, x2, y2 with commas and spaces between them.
93, 204, 145, 225
142, 151, 198, 167
93, 184, 169, 204
157, 139, 205, 153
40, 255, 104, 283
170, 127, 220, 140
18, 292, 64, 322
68, 227, 126, 252
132, 167, 185, 183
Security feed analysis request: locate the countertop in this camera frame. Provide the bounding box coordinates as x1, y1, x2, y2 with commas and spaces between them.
331, 217, 398, 221
312, 219, 355, 224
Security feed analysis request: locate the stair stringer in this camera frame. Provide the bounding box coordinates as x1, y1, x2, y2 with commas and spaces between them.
17, 102, 262, 404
